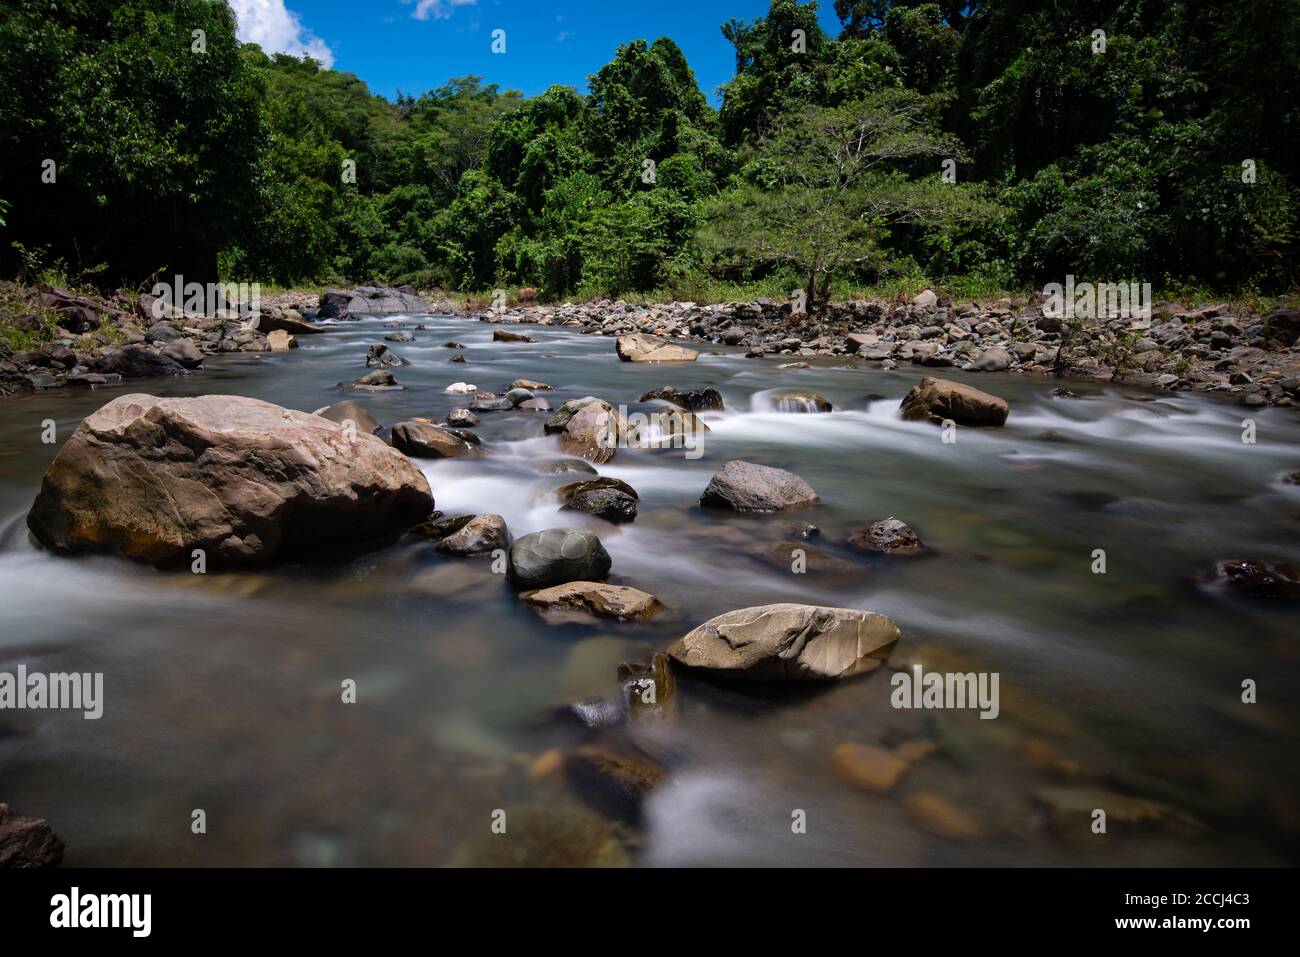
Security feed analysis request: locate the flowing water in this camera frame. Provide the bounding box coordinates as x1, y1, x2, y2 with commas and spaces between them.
1, 315, 1298, 866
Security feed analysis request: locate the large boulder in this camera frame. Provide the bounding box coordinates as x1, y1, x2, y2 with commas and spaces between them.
26, 394, 433, 567
667, 604, 900, 681
699, 460, 819, 513
899, 376, 1009, 426
616, 334, 698, 363
508, 527, 611, 590
319, 285, 431, 318
391, 422, 477, 458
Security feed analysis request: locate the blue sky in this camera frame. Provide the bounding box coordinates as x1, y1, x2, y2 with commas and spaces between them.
231, 0, 845, 105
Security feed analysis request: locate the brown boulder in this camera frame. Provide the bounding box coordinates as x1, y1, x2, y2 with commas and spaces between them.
27, 394, 432, 567
899, 376, 1009, 426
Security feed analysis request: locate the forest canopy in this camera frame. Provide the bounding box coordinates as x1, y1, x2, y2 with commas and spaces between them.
0, 0, 1296, 299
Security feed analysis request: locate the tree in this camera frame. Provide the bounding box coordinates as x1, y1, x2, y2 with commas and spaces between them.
0, 0, 265, 284
702, 91, 991, 309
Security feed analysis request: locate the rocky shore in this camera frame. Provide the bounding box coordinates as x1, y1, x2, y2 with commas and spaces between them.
5, 281, 1299, 405
0, 282, 454, 397
482, 290, 1300, 408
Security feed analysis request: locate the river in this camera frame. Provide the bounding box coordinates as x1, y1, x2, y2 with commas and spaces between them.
1, 313, 1297, 866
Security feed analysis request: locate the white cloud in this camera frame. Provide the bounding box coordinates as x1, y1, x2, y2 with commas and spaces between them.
408, 0, 478, 21
229, 0, 335, 67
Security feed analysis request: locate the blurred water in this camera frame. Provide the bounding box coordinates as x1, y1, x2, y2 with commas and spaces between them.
0, 315, 1297, 866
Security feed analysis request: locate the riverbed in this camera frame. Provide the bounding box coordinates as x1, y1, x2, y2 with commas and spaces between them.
1, 314, 1297, 866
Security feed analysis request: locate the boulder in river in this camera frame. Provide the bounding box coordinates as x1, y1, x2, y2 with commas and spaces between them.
365, 343, 408, 368
445, 408, 479, 428
27, 394, 433, 567
699, 460, 819, 513
616, 333, 698, 363
899, 376, 1009, 426
510, 378, 553, 391
312, 400, 381, 435
768, 390, 832, 413
508, 527, 612, 590
411, 513, 508, 555
666, 603, 900, 680
523, 581, 660, 621
564, 745, 666, 823
493, 329, 535, 343
0, 804, 64, 868
557, 477, 638, 523
340, 369, 401, 392
543, 396, 628, 464
266, 330, 297, 352
639, 386, 723, 412
392, 422, 477, 458
848, 517, 926, 556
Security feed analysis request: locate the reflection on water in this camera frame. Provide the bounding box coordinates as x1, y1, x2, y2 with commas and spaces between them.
0, 315, 1297, 866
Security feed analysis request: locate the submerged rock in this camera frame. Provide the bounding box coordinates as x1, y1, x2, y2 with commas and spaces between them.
540, 458, 598, 475
0, 804, 64, 868
451, 806, 630, 867
616, 333, 698, 363
523, 581, 660, 621
900, 376, 1008, 426
510, 378, 553, 391
27, 394, 433, 567
848, 517, 926, 556
666, 603, 900, 680
768, 390, 832, 413
565, 745, 667, 823
1198, 559, 1300, 599
699, 460, 819, 513
508, 527, 612, 590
